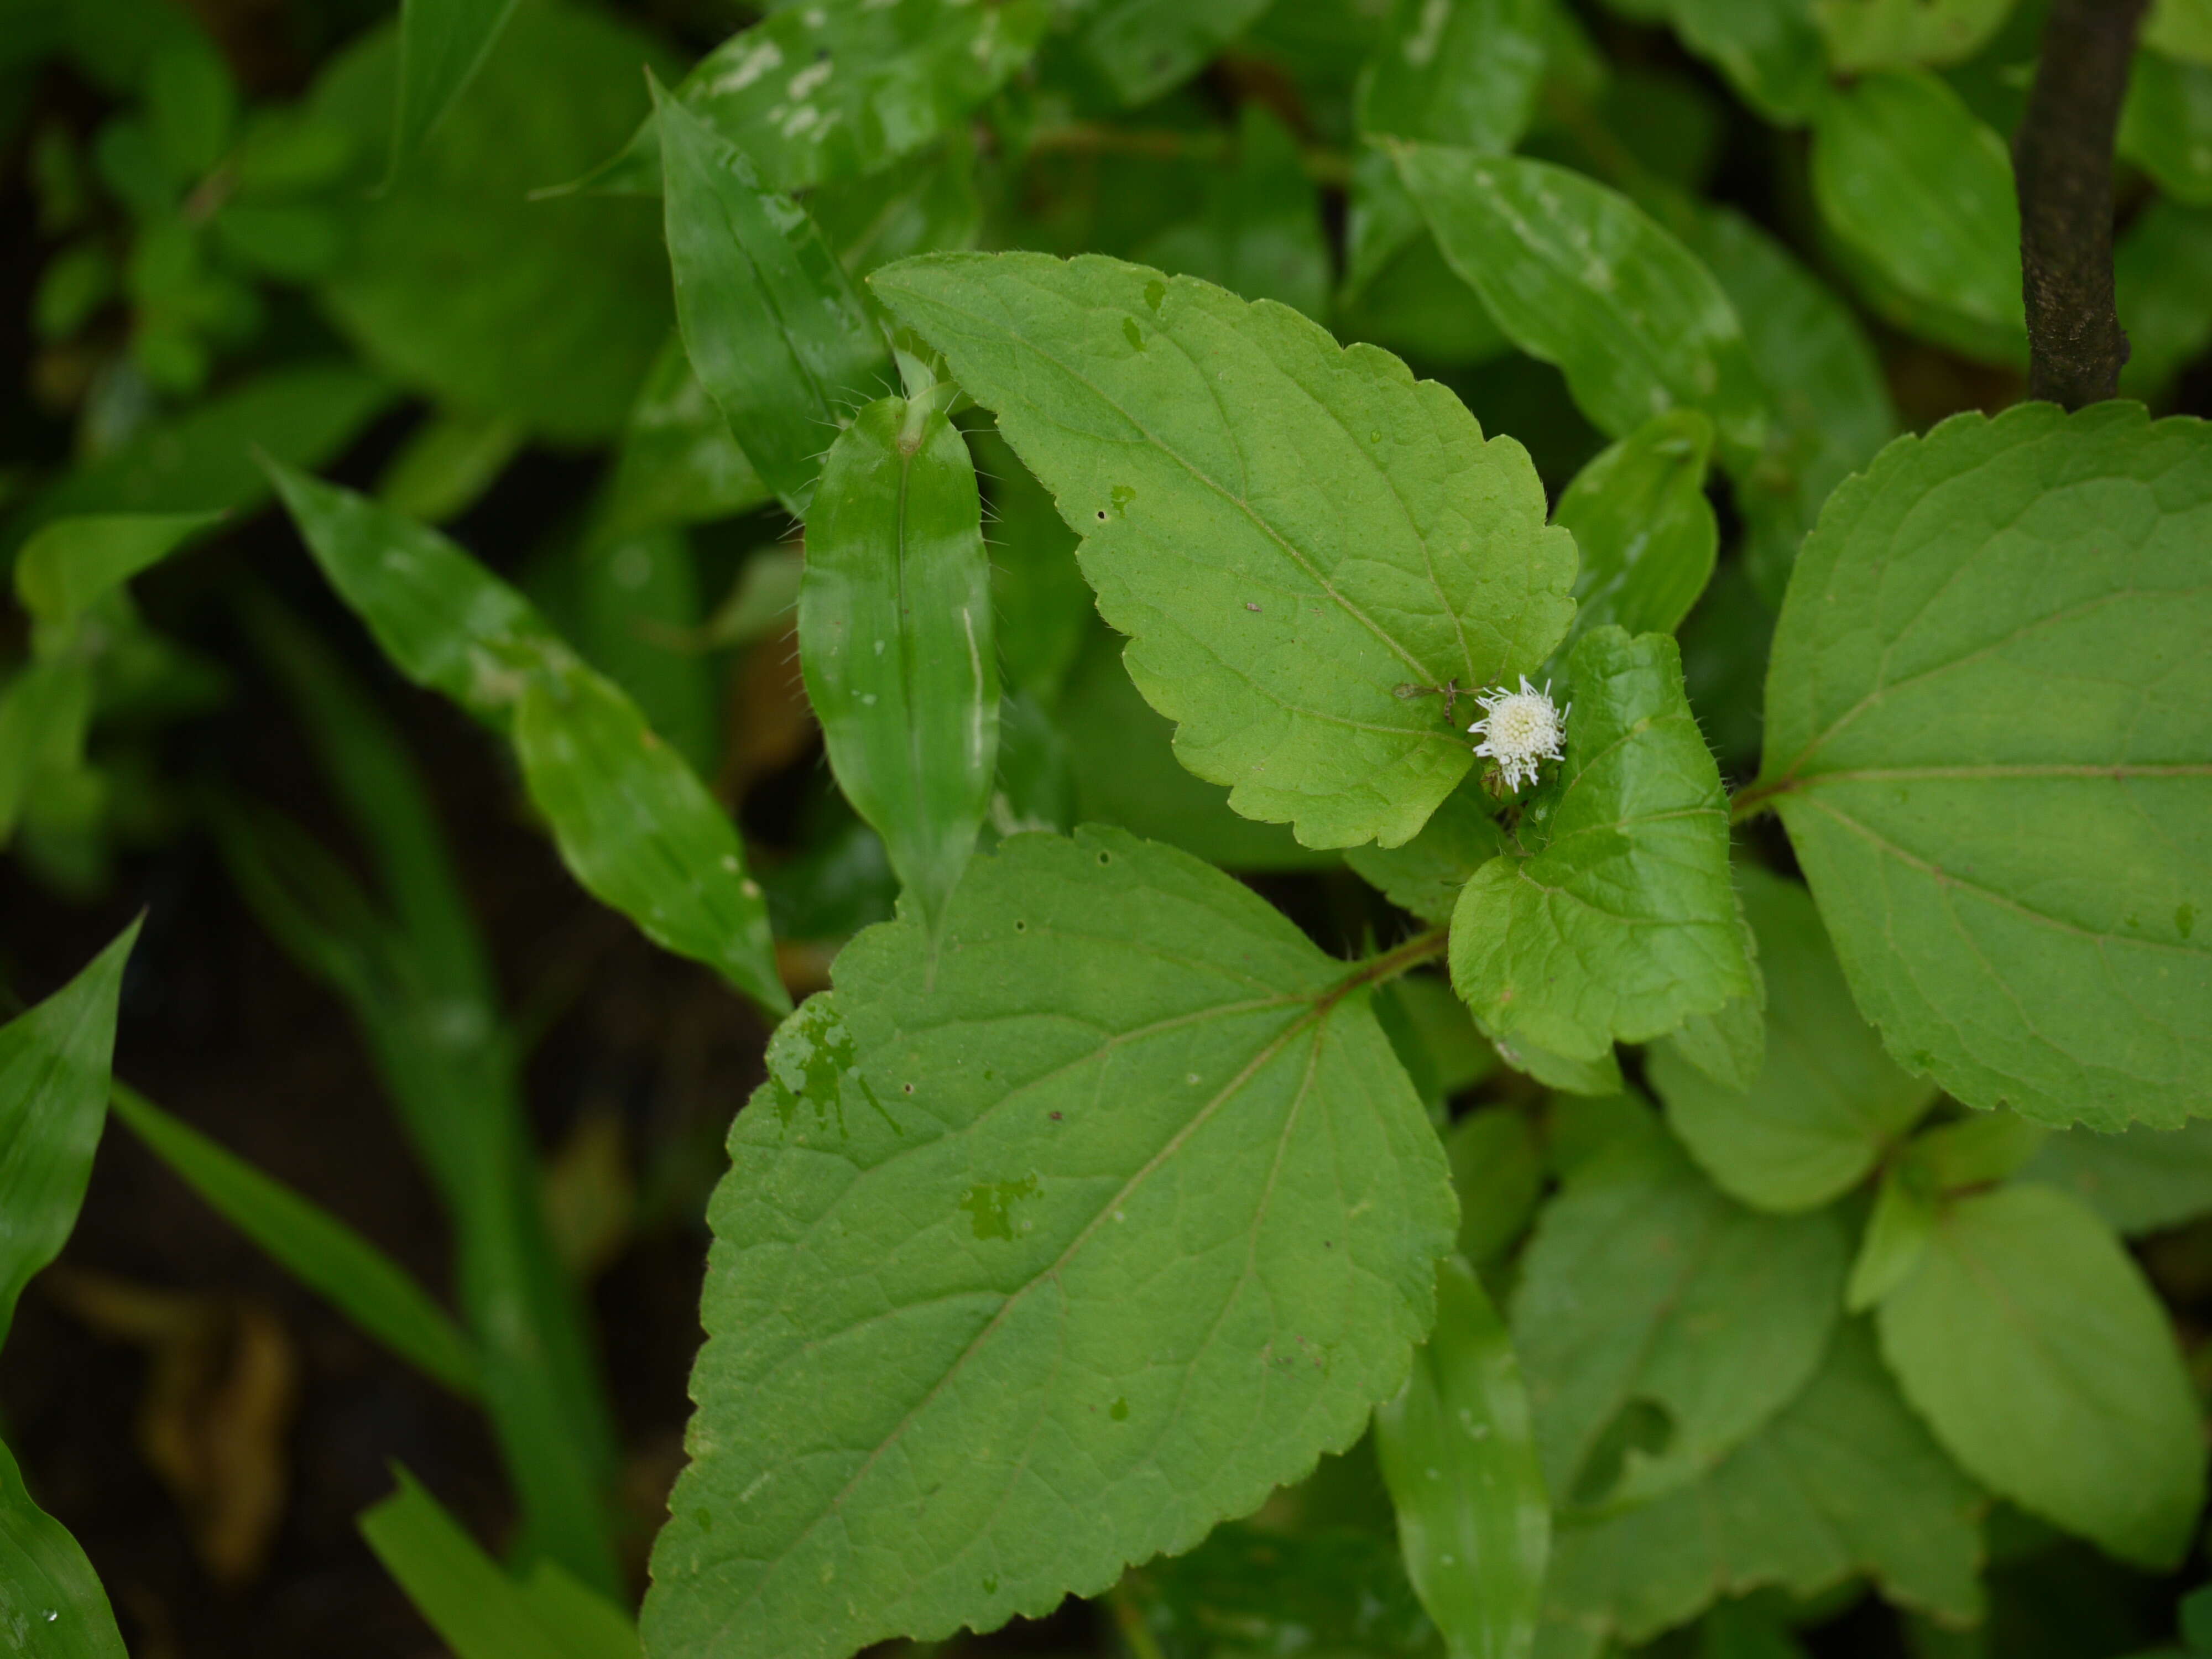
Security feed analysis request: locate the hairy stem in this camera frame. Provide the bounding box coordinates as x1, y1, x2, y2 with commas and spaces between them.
1323, 927, 1450, 1012
2015, 0, 2151, 407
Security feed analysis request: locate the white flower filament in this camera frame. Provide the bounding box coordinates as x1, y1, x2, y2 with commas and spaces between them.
1468, 676, 1569, 792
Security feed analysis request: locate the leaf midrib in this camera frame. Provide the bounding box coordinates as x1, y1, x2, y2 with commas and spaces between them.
703, 980, 1358, 1650
911, 271, 1479, 693
1786, 791, 2210, 960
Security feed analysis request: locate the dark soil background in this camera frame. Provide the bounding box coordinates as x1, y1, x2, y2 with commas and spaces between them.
0, 437, 774, 1655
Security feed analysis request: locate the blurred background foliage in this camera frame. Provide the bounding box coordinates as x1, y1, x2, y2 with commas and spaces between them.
4, 0, 2212, 1654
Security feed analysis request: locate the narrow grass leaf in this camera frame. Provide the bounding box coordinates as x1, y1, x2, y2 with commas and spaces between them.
1357, 0, 1548, 153
265, 462, 786, 1015
109, 1082, 480, 1397
387, 0, 519, 180
13, 512, 222, 629
360, 1467, 639, 1659
0, 1439, 127, 1659
1080, 0, 1276, 105
0, 925, 140, 1659
801, 393, 997, 932
656, 79, 890, 517
1375, 1256, 1550, 1659
570, 0, 1048, 197
0, 919, 139, 1344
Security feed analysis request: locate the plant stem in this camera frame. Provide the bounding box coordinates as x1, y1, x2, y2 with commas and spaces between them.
1729, 779, 1785, 823
2014, 0, 2151, 408
1323, 927, 1450, 1012
1025, 121, 1353, 188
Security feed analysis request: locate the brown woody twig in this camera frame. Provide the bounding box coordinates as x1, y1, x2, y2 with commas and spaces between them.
2014, 0, 2152, 408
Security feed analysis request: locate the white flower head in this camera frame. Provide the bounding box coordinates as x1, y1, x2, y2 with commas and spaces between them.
1468, 676, 1569, 792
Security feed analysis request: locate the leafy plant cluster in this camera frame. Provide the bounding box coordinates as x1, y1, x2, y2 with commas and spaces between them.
3, 0, 2212, 1656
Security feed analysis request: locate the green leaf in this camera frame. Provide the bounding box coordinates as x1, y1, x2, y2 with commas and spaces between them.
1511, 1127, 1848, 1512
1394, 147, 1770, 479
573, 0, 1048, 198
973, 425, 1091, 709
1809, 70, 2023, 349
1348, 779, 1509, 925
266, 462, 789, 1016
1877, 1183, 2205, 1568
1126, 1521, 1442, 1659
0, 656, 96, 846
1845, 1160, 1937, 1312
1079, 0, 1275, 105
597, 335, 773, 545
0, 1438, 127, 1659
387, 0, 519, 180
644, 828, 1456, 1659
2116, 200, 2212, 400
1056, 623, 1335, 870
1357, 0, 1548, 153
374, 406, 524, 526
1653, 973, 1766, 1094
2120, 49, 2212, 208
108, 1081, 481, 1397
1542, 1089, 1667, 1179
656, 80, 890, 517
4, 363, 388, 546
555, 525, 718, 778
1541, 1319, 1985, 1650
1906, 1112, 2048, 1191
872, 250, 1576, 850
1689, 207, 1896, 606
2025, 1120, 2212, 1237
212, 607, 623, 1592
0, 917, 140, 1659
360, 1468, 640, 1659
1335, 223, 1512, 372
1375, 1257, 1550, 1659
1450, 627, 1750, 1063
12, 510, 220, 629
514, 665, 787, 1013
1444, 1107, 1544, 1265
1814, 0, 2018, 69
1752, 402, 2212, 1129
145, 34, 236, 182
1650, 865, 1938, 1212
1553, 411, 1718, 641
1660, 0, 1827, 125
812, 134, 982, 279
1650, 883, 1766, 1098
2148, 0, 2212, 62
1141, 106, 1330, 321
309, 1, 676, 443
1376, 974, 1499, 1109
800, 393, 999, 931
1489, 1031, 1624, 1098
234, 592, 498, 1019
0, 920, 138, 1342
